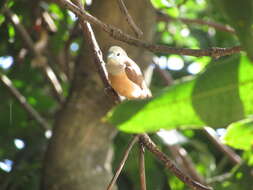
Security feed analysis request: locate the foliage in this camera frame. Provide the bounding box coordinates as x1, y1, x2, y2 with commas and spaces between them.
0, 0, 253, 190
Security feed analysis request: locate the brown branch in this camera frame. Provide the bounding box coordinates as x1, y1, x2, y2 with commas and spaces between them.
56, 0, 241, 58
206, 173, 231, 184
139, 142, 147, 190
156, 11, 235, 34
106, 135, 139, 190
3, 7, 65, 103
203, 127, 241, 165
139, 134, 213, 190
168, 145, 206, 184
0, 74, 50, 130
80, 21, 120, 102
116, 0, 143, 38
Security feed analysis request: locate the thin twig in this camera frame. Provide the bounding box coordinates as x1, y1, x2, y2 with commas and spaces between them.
56, 0, 241, 58
71, 0, 118, 100
203, 127, 241, 165
81, 21, 120, 102
139, 141, 147, 190
168, 145, 206, 184
206, 172, 232, 184
156, 11, 235, 34
4, 7, 65, 103
107, 135, 139, 190
139, 134, 213, 190
0, 74, 50, 130
116, 0, 143, 38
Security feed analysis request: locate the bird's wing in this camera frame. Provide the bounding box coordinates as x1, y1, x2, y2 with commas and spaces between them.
124, 58, 152, 98
124, 58, 145, 88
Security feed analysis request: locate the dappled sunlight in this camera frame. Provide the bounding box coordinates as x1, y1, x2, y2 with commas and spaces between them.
14, 138, 25, 150
0, 56, 14, 70
0, 159, 13, 172
157, 129, 187, 145
187, 62, 201, 75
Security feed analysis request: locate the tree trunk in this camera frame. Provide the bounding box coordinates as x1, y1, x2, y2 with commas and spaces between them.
42, 0, 155, 190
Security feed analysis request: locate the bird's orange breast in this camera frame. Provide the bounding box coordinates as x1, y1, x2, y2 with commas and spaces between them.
108, 72, 142, 99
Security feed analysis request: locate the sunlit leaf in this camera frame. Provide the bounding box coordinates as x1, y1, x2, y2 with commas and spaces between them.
223, 118, 253, 151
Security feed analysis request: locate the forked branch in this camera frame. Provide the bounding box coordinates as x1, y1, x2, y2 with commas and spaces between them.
117, 0, 143, 37
57, 0, 241, 58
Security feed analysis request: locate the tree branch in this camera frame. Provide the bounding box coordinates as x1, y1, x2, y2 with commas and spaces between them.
81, 21, 120, 101
139, 141, 147, 190
203, 127, 241, 165
0, 74, 50, 130
56, 0, 241, 58
156, 11, 235, 34
168, 144, 206, 184
116, 0, 143, 37
139, 134, 212, 190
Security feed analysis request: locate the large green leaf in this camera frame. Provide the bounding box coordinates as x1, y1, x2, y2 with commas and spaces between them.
212, 0, 253, 60
107, 54, 253, 133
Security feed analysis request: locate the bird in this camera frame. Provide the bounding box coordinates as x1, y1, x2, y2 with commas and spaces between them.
106, 46, 152, 99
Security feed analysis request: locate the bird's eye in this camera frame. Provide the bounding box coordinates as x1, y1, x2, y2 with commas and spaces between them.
116, 53, 120, 56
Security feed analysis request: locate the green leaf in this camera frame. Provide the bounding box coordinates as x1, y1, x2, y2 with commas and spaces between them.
223, 118, 253, 151
107, 54, 253, 133
212, 0, 253, 61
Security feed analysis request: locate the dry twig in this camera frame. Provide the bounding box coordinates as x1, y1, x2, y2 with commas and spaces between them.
139, 142, 147, 190
203, 127, 241, 165
139, 134, 213, 190
116, 0, 143, 37
168, 145, 206, 184
156, 11, 235, 34
81, 21, 119, 101
106, 135, 139, 190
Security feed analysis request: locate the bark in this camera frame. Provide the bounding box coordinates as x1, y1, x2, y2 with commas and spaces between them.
42, 0, 155, 190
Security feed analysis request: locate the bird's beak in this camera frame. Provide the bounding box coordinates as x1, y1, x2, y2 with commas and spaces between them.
107, 52, 118, 65
107, 52, 115, 60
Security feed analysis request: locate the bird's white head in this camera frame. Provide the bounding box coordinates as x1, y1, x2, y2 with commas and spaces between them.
106, 46, 128, 75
